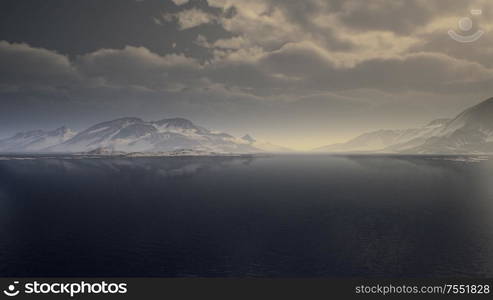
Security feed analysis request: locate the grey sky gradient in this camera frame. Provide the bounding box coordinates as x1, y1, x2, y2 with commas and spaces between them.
1, 0, 493, 149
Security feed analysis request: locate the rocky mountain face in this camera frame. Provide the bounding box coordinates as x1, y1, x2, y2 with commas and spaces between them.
0, 117, 260, 154
316, 97, 493, 154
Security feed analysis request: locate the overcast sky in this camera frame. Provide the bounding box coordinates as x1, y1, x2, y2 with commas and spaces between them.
1, 0, 493, 149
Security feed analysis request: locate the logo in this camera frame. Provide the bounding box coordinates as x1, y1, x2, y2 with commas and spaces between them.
448, 9, 485, 43
3, 282, 20, 297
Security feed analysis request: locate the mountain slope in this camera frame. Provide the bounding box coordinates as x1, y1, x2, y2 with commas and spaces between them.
314, 129, 402, 152
316, 97, 493, 154
0, 117, 263, 154
315, 119, 450, 153
0, 127, 76, 153
408, 97, 493, 154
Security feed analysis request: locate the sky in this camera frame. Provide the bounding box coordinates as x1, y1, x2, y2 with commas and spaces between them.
1, 0, 493, 150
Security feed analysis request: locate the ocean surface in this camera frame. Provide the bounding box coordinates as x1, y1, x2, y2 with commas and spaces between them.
0, 154, 492, 277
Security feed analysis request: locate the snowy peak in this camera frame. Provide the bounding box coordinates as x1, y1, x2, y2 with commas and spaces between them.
154, 118, 195, 128
0, 126, 76, 153
442, 97, 493, 133
113, 123, 157, 140
410, 97, 493, 153
0, 116, 262, 154
315, 119, 450, 153
61, 118, 147, 150
317, 96, 493, 154
84, 117, 143, 132
12, 129, 45, 139
152, 118, 209, 134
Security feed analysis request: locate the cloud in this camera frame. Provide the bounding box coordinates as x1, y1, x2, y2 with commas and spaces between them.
250, 42, 493, 93
163, 8, 216, 30
1, 37, 492, 99
171, 0, 189, 6
76, 46, 200, 89
334, 0, 469, 34
339, 52, 493, 93
204, 0, 493, 66
0, 41, 79, 88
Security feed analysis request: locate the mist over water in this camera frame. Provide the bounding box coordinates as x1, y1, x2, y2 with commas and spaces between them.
0, 155, 492, 277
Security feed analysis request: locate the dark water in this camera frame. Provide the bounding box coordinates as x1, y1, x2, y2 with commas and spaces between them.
0, 155, 492, 277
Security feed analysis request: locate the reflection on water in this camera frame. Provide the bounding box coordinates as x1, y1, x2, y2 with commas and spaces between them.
0, 155, 492, 277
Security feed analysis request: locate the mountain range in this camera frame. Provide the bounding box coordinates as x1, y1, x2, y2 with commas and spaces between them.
3, 97, 493, 155
316, 97, 493, 154
0, 117, 290, 154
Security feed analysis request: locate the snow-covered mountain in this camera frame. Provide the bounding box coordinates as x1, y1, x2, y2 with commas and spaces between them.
408, 97, 493, 154
314, 119, 449, 153
51, 117, 260, 153
316, 97, 493, 154
0, 127, 76, 153
0, 117, 262, 154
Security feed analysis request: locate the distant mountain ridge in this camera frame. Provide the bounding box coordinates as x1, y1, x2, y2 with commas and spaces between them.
0, 117, 289, 154
6, 97, 492, 155
316, 97, 493, 154
0, 127, 76, 153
